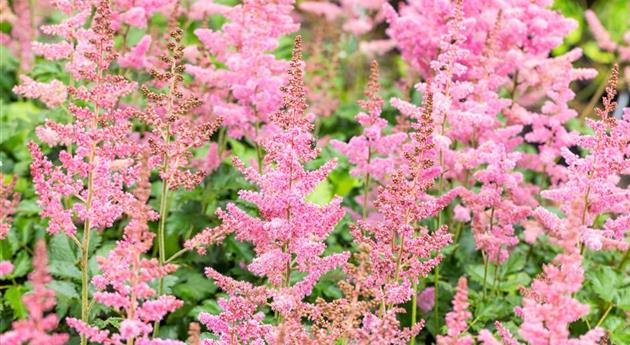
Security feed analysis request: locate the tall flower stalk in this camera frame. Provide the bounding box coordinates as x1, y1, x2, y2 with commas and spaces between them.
136, 21, 222, 335
25, 2, 141, 344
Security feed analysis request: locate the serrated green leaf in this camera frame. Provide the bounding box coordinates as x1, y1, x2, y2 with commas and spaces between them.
48, 280, 80, 300
8, 251, 31, 279
48, 260, 82, 280
5, 286, 27, 318
589, 266, 618, 302
49, 235, 78, 264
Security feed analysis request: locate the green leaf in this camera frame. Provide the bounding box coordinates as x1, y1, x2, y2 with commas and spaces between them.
48, 260, 82, 280
48, 280, 80, 300
498, 273, 531, 292
589, 266, 618, 303
8, 251, 31, 279
5, 286, 27, 318
49, 235, 78, 263
173, 269, 217, 302
306, 179, 334, 205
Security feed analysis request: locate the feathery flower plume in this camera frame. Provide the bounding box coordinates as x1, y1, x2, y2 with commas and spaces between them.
0, 174, 20, 240
331, 61, 406, 220
189, 0, 298, 141
535, 65, 629, 252
194, 36, 349, 342
0, 241, 69, 345
68, 157, 184, 345
27, 4, 143, 344
436, 277, 472, 345
515, 254, 605, 345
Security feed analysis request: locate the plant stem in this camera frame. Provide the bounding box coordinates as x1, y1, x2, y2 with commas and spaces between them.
482, 255, 489, 300
362, 148, 372, 220
410, 280, 418, 345
254, 122, 263, 174
433, 265, 440, 334
492, 263, 500, 295
618, 247, 630, 271
165, 248, 189, 264
595, 303, 614, 328
153, 178, 169, 337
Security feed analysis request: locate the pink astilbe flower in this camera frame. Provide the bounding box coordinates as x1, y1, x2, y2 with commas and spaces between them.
385, 0, 596, 193
6, 0, 34, 71
460, 141, 531, 263
119, 35, 152, 70
0, 260, 12, 277
28, 0, 141, 236
68, 155, 184, 345
0, 174, 20, 240
0, 241, 69, 345
347, 80, 456, 338
479, 322, 521, 345
437, 277, 473, 345
584, 10, 617, 52
189, 0, 298, 140
198, 268, 272, 345
300, 0, 388, 36
137, 27, 222, 191
193, 36, 349, 340
536, 66, 630, 252
515, 254, 605, 345
416, 287, 435, 313
12, 76, 68, 108
331, 61, 406, 218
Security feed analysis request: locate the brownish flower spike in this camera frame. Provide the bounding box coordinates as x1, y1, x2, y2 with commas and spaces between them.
357, 60, 384, 115
595, 64, 618, 128
272, 35, 310, 130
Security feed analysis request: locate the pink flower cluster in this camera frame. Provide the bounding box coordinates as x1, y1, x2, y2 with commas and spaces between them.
331, 61, 406, 219
191, 39, 349, 340
188, 0, 299, 141
437, 277, 472, 345
27, 0, 140, 236
0, 241, 69, 345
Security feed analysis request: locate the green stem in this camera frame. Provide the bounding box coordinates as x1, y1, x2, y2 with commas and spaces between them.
410, 281, 418, 345
618, 247, 630, 271
165, 248, 189, 264
492, 263, 500, 295
433, 265, 440, 334
153, 178, 169, 337
595, 303, 614, 328
482, 255, 489, 300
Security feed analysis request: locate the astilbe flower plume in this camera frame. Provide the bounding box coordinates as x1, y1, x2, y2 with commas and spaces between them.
584, 9, 630, 83
299, 0, 388, 36
515, 254, 605, 345
533, 65, 630, 252
1, 0, 34, 71
385, 0, 596, 196
331, 61, 406, 220
138, 26, 223, 191
0, 174, 20, 240
346, 81, 457, 342
0, 174, 19, 278
25, 3, 144, 344
188, 0, 298, 140
27, 0, 140, 237
0, 241, 69, 345
437, 277, 472, 345
190, 36, 349, 342
459, 141, 531, 263
67, 157, 184, 345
